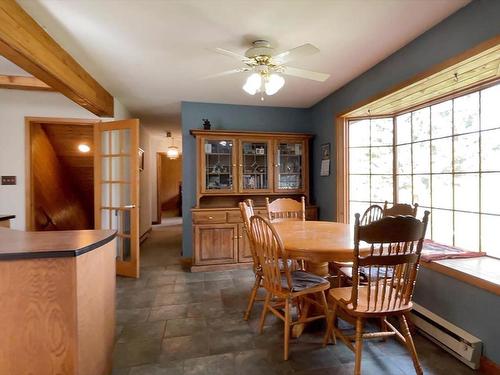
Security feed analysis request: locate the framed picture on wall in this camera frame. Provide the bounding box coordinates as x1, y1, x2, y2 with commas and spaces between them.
138, 148, 144, 171
320, 143, 330, 176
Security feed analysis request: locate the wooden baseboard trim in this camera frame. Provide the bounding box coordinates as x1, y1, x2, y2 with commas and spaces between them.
480, 356, 500, 375
139, 227, 152, 244
191, 262, 252, 273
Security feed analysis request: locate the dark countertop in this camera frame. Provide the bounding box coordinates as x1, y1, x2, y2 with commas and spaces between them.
0, 228, 116, 260
0, 214, 15, 221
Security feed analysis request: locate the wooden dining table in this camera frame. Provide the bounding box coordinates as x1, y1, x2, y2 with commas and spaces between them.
273, 220, 370, 337
273, 220, 371, 277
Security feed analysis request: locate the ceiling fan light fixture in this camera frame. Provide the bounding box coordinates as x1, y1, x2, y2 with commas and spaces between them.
265, 74, 285, 95
243, 73, 261, 95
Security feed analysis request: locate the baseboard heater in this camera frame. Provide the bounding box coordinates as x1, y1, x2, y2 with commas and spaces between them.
410, 303, 482, 369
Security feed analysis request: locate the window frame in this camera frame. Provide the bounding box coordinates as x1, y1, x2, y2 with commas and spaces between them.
338, 79, 500, 258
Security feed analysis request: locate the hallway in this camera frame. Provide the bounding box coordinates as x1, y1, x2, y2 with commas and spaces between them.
113, 224, 477, 375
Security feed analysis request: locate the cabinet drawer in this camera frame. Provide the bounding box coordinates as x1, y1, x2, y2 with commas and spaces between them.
227, 211, 243, 223
193, 211, 227, 224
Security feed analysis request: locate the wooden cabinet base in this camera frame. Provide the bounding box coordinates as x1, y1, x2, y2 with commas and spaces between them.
0, 240, 116, 375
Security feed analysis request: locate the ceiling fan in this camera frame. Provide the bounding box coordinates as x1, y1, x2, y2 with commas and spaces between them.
207, 40, 330, 99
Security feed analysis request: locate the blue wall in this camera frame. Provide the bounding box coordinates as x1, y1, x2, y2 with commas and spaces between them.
310, 0, 500, 221
181, 102, 312, 257
414, 267, 500, 363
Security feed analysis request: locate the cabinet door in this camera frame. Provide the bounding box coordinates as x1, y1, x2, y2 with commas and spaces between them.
238, 139, 273, 193
238, 224, 254, 263
200, 137, 237, 194
194, 224, 238, 265
274, 139, 307, 193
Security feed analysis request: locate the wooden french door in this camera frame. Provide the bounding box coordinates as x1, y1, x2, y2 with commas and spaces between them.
94, 119, 140, 278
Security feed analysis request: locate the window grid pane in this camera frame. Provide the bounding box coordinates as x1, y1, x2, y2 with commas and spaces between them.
349, 82, 500, 257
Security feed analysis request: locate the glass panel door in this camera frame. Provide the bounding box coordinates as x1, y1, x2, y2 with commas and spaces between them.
96, 119, 140, 278
202, 138, 235, 193
239, 139, 272, 192
275, 140, 304, 192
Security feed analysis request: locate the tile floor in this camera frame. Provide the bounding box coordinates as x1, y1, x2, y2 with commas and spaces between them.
113, 223, 480, 375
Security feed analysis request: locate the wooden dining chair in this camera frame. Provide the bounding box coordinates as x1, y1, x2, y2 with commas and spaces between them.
249, 215, 331, 360
331, 204, 384, 287
323, 211, 430, 375
383, 201, 418, 217
239, 199, 263, 321
265, 196, 306, 222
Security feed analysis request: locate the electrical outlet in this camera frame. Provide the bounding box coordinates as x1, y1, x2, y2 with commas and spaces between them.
1, 176, 16, 185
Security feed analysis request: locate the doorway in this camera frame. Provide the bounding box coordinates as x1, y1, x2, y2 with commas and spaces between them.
156, 152, 182, 224
26, 118, 99, 231
26, 117, 142, 278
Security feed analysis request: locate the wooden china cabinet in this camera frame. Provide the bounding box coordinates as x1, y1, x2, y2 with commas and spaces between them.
190, 129, 317, 272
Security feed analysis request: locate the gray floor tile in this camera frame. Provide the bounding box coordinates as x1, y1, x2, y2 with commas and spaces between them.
119, 321, 166, 343
129, 361, 183, 375
117, 307, 151, 324
113, 339, 162, 368
165, 317, 207, 337
149, 304, 188, 321
160, 334, 210, 362
183, 353, 235, 375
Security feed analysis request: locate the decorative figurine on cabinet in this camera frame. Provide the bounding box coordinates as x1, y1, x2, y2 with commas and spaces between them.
202, 119, 211, 130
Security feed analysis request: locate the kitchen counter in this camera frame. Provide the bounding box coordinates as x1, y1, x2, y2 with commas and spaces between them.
0, 228, 117, 375
0, 227, 115, 259
0, 214, 15, 228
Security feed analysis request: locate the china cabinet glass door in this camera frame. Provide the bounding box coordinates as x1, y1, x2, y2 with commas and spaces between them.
275, 140, 305, 192
239, 139, 272, 192
202, 138, 236, 193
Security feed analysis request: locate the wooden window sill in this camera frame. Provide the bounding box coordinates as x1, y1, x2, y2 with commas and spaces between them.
421, 256, 500, 296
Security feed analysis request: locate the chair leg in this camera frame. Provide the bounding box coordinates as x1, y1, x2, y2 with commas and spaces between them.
399, 314, 423, 375
243, 273, 262, 321
258, 291, 271, 334
380, 316, 388, 341
320, 291, 335, 346
284, 297, 291, 360
323, 301, 338, 346
354, 318, 364, 375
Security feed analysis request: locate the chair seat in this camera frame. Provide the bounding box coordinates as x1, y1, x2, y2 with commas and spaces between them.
329, 286, 413, 316
338, 266, 394, 283
281, 270, 329, 292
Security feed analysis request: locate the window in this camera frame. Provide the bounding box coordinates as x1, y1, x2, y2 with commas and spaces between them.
347, 82, 500, 258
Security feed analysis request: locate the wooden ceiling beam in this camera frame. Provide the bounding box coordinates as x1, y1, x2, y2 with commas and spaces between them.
0, 0, 114, 117
0, 74, 53, 91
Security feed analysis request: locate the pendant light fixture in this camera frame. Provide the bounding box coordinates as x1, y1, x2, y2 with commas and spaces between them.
166, 132, 179, 160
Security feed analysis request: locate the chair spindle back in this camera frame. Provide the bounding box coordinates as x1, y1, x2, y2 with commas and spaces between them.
239, 199, 260, 272
249, 215, 292, 294
266, 196, 306, 222
383, 201, 418, 217
349, 211, 430, 313
360, 204, 384, 225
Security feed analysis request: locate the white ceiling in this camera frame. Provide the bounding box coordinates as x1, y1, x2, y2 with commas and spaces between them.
0, 55, 32, 76
14, 0, 469, 136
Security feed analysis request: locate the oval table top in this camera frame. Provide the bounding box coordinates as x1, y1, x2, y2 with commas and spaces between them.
273, 220, 370, 263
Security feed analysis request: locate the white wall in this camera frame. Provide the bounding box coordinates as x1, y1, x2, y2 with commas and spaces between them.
0, 89, 135, 230
0, 89, 99, 230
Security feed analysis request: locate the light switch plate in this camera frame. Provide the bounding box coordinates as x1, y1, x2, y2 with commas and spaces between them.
1, 176, 16, 185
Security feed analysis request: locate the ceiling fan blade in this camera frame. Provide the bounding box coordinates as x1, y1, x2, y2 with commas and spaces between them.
272, 43, 320, 64
200, 68, 246, 80
213, 47, 251, 62
282, 66, 330, 82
